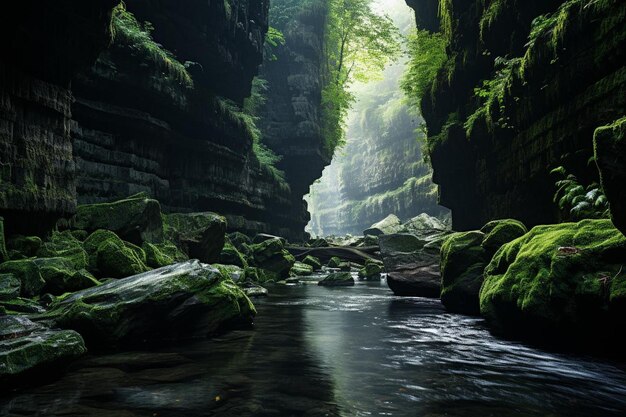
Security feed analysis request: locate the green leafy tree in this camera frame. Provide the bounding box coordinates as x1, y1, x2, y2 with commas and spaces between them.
400, 29, 447, 113
321, 0, 401, 156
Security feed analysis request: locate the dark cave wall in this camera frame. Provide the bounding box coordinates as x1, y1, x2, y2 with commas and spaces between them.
0, 1, 117, 234
408, 0, 626, 230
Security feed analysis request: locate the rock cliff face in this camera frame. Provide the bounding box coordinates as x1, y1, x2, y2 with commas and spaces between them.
257, 0, 331, 237
70, 0, 310, 241
408, 0, 626, 230
0, 1, 117, 235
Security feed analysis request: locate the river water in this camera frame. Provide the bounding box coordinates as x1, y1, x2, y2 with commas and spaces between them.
2, 274, 626, 416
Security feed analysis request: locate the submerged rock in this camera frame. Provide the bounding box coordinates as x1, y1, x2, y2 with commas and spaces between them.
69, 192, 164, 244
363, 214, 402, 236
480, 219, 626, 346
42, 260, 256, 348
318, 272, 354, 287
166, 212, 227, 263
379, 234, 446, 297
441, 219, 527, 315
0, 316, 86, 382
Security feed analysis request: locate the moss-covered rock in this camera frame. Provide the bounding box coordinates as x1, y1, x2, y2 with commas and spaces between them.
480, 219, 528, 254
302, 255, 322, 271
0, 273, 20, 301
327, 256, 342, 268
218, 243, 248, 268
96, 240, 150, 279
440, 231, 487, 315
0, 297, 46, 314
165, 212, 227, 263
440, 219, 528, 315
33, 258, 100, 295
0, 260, 45, 298
41, 260, 256, 348
142, 242, 174, 268
37, 231, 88, 270
0, 217, 8, 263
251, 238, 295, 279
69, 192, 164, 244
7, 235, 42, 258
228, 232, 252, 250
243, 267, 276, 284
290, 261, 314, 276
480, 219, 626, 345
318, 272, 354, 287
594, 117, 626, 236
0, 316, 86, 382
358, 261, 383, 280
363, 214, 402, 236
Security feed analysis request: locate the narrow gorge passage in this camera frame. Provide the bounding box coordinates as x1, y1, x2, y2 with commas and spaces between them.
1, 0, 626, 416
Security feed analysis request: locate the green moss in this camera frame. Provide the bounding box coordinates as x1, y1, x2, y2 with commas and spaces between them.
6, 235, 42, 258
142, 242, 175, 268
302, 255, 322, 271
33, 258, 100, 295
218, 243, 248, 268
480, 219, 528, 255
480, 219, 626, 336
154, 241, 188, 263
0, 260, 45, 298
37, 231, 88, 270
123, 241, 148, 265
72, 192, 164, 244
318, 272, 354, 287
0, 273, 20, 301
96, 240, 150, 279
111, 3, 192, 88
358, 262, 382, 280
290, 261, 314, 277
327, 256, 342, 268
83, 230, 124, 269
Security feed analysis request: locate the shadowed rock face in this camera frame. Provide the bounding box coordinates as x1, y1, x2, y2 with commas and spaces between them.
408, 0, 626, 230
0, 1, 118, 235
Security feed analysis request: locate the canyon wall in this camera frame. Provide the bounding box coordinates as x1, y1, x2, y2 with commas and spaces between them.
0, 0, 330, 241
0, 1, 117, 235
408, 0, 626, 230
257, 0, 331, 236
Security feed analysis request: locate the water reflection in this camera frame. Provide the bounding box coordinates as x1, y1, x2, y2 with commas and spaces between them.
2, 275, 626, 416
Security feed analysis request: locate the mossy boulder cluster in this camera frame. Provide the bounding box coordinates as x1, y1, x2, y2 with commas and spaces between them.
0, 194, 292, 383
440, 219, 527, 315
480, 219, 626, 347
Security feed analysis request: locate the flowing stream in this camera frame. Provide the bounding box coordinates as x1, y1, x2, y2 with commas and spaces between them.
3, 273, 626, 416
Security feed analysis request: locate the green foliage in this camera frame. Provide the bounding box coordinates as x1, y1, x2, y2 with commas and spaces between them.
111, 2, 192, 88
551, 166, 609, 221
400, 29, 448, 112
321, 0, 402, 157
264, 27, 286, 61
464, 56, 521, 135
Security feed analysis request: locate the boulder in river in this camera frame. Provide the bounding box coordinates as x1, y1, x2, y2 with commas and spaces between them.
290, 261, 314, 276
302, 255, 322, 270
165, 212, 227, 263
318, 272, 354, 287
363, 214, 402, 236
379, 233, 449, 297
358, 260, 383, 280
41, 260, 256, 348
68, 192, 164, 244
251, 238, 295, 279
480, 219, 626, 346
441, 219, 527, 315
0, 316, 86, 383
